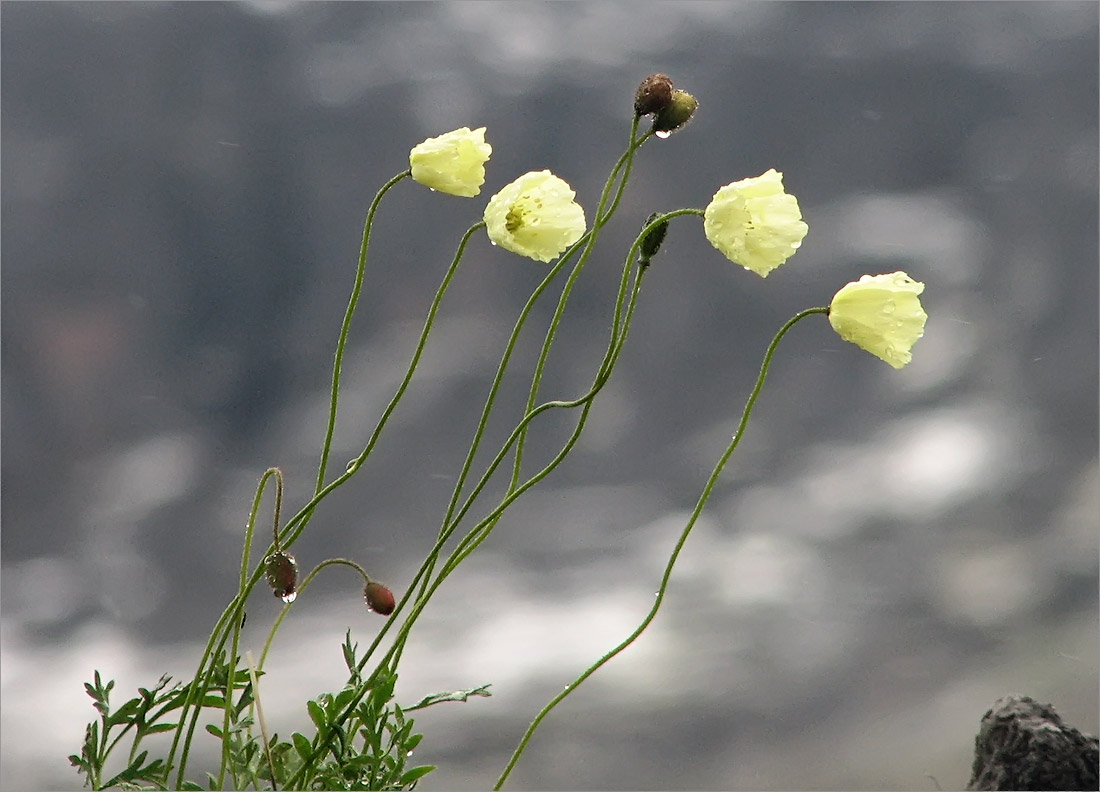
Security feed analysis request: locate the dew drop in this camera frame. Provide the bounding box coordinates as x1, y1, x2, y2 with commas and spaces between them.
655, 130, 671, 139
280, 591, 297, 604
882, 300, 896, 314
346, 459, 359, 474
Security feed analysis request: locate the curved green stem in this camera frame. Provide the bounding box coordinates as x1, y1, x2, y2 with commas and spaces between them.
172, 180, 474, 788
511, 115, 647, 487
257, 558, 371, 671
218, 467, 283, 788
393, 115, 650, 666
282, 220, 482, 551
315, 170, 409, 496
169, 466, 277, 787
493, 306, 830, 790
285, 262, 651, 792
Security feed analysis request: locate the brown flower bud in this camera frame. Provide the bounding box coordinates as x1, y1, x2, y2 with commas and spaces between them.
652, 90, 698, 137
264, 551, 298, 603
364, 581, 396, 616
634, 73, 674, 117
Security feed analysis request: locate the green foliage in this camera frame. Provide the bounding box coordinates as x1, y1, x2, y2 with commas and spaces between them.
69, 671, 182, 789
70, 641, 458, 790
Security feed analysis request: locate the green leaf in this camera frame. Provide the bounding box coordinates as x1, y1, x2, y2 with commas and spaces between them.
403, 684, 492, 711
307, 700, 326, 730
205, 724, 224, 739
179, 781, 203, 791
400, 765, 436, 785
342, 631, 358, 671
100, 749, 158, 787
334, 686, 359, 714
140, 722, 178, 735
292, 732, 313, 759
106, 697, 143, 727
232, 683, 255, 718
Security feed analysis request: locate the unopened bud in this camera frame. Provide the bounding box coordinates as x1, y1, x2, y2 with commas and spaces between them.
638, 212, 670, 268
264, 551, 298, 603
652, 90, 698, 137
364, 581, 396, 616
634, 73, 674, 117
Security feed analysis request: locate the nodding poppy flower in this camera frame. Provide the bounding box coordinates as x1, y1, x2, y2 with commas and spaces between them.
703, 169, 808, 277
828, 272, 928, 369
410, 126, 492, 197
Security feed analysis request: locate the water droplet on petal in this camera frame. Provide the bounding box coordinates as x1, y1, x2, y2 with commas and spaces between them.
655, 130, 671, 139
280, 591, 297, 604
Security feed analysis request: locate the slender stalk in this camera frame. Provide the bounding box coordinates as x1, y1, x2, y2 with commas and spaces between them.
281, 221, 481, 551
511, 116, 646, 488
285, 261, 651, 792
168, 467, 276, 786
493, 306, 830, 790
245, 652, 276, 790
217, 466, 282, 788
393, 116, 650, 666
315, 171, 410, 496
257, 558, 371, 670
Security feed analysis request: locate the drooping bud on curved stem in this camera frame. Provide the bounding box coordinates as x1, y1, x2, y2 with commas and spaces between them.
364, 580, 396, 616
264, 551, 299, 603
638, 212, 670, 268
269, 467, 284, 552
262, 467, 298, 602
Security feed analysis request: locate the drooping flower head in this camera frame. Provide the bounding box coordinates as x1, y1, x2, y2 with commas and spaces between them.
703, 169, 809, 277
264, 551, 299, 603
364, 580, 396, 616
409, 127, 492, 197
484, 170, 587, 263
828, 272, 928, 369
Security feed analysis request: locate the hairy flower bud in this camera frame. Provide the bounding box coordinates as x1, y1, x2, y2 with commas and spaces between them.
264, 551, 298, 603
638, 212, 669, 268
364, 581, 396, 616
652, 90, 698, 137
634, 73, 674, 117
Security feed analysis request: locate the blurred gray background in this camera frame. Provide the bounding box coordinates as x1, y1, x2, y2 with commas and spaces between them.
2, 2, 1098, 790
